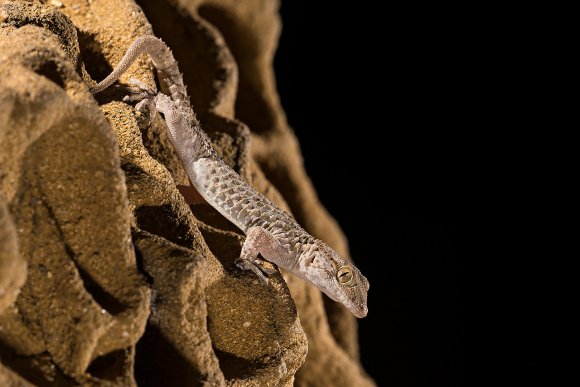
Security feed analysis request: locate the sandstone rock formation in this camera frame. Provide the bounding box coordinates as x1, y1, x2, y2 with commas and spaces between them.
0, 0, 374, 385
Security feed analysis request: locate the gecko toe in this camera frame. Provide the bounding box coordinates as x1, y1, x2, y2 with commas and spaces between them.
123, 91, 148, 103
128, 78, 157, 94
117, 78, 157, 104
236, 258, 270, 285
134, 99, 148, 112
254, 259, 277, 275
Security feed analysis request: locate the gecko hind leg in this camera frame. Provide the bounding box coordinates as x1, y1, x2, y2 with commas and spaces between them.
119, 78, 158, 121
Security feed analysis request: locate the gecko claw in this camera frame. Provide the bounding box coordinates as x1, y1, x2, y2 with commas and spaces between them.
236, 258, 270, 285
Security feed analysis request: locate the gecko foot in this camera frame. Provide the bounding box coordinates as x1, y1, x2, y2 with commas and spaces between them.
118, 79, 156, 102
236, 258, 273, 284
119, 78, 158, 122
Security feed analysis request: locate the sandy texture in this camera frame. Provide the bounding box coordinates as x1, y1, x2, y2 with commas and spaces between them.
0, 0, 373, 385
0, 198, 26, 315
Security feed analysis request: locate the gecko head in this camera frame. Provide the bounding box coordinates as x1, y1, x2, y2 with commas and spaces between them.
304, 241, 369, 318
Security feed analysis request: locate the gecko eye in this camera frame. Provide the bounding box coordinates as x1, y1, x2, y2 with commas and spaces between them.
337, 266, 353, 285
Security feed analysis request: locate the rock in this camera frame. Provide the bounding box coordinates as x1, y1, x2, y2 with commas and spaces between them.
0, 0, 373, 385
0, 3, 149, 383
0, 199, 26, 315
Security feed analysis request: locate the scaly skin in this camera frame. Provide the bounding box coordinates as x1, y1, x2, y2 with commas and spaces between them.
91, 36, 369, 318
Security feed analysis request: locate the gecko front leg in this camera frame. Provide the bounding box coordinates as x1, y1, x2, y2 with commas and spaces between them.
237, 226, 293, 284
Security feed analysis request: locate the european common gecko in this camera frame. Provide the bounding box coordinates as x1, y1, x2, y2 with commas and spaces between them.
91, 36, 369, 318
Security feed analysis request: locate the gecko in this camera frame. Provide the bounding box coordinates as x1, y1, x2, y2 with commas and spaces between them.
90, 36, 369, 318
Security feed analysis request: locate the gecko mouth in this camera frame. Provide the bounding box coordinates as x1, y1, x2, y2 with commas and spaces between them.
341, 289, 368, 318
344, 291, 368, 318
323, 289, 368, 318
352, 304, 368, 318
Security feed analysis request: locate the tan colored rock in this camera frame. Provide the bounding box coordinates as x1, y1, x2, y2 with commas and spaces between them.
0, 362, 34, 387
132, 229, 226, 386
0, 199, 26, 314
0, 0, 372, 385
0, 2, 149, 383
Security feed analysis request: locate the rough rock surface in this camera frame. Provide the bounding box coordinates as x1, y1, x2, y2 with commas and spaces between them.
0, 0, 374, 385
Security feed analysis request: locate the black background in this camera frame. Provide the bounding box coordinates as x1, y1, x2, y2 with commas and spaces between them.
274, 3, 466, 386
